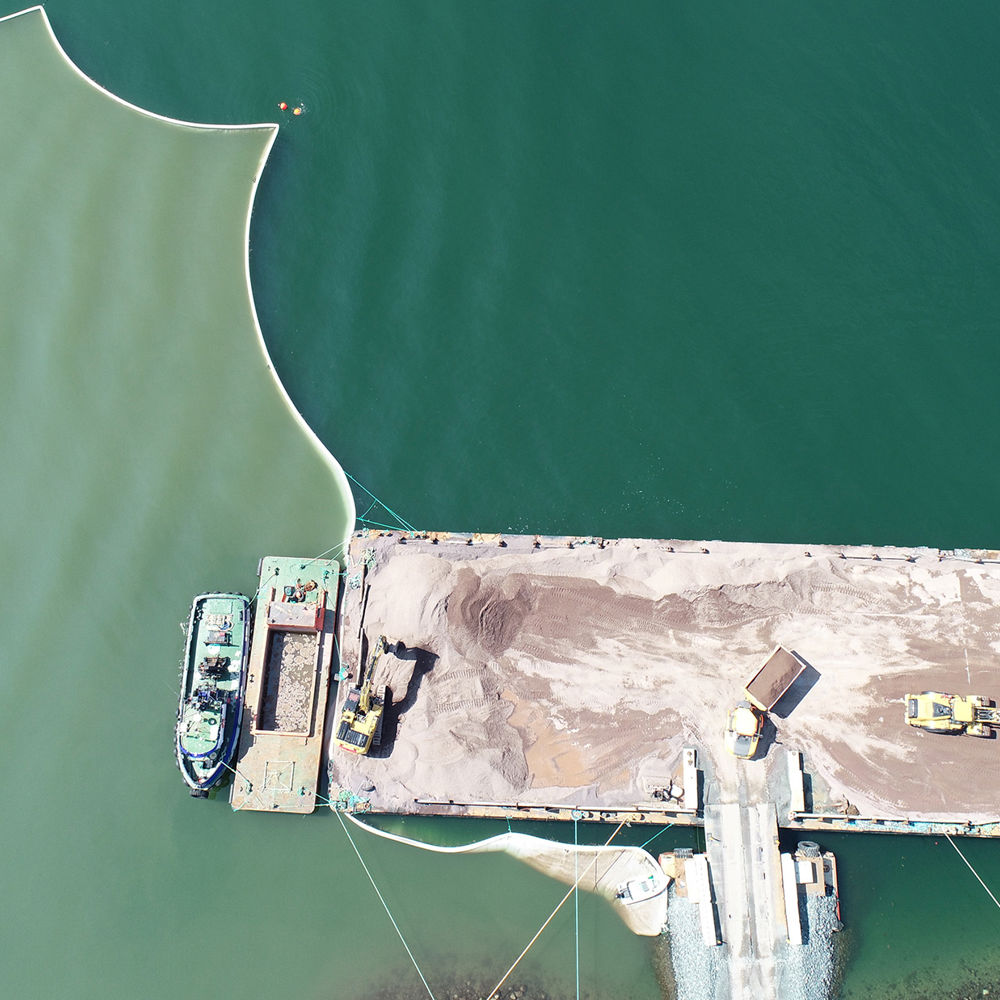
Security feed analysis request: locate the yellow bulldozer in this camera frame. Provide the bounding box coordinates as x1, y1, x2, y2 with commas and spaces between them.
335, 635, 390, 755
904, 691, 1000, 737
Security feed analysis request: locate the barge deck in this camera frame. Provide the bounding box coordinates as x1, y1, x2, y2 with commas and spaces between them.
230, 555, 341, 813
327, 530, 1000, 835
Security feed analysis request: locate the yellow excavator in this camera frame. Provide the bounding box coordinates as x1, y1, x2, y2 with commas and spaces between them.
335, 635, 390, 755
904, 691, 1000, 737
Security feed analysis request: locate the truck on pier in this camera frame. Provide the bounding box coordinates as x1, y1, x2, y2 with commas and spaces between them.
905, 691, 1000, 737
744, 646, 806, 714
725, 646, 805, 759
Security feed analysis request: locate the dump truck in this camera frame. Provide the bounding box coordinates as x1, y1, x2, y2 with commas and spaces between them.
744, 645, 806, 713
904, 691, 1000, 737
335, 635, 390, 755
725, 701, 764, 759
724, 645, 805, 758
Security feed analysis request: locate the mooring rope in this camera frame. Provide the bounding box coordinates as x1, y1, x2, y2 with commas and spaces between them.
313, 788, 336, 807
247, 565, 279, 605
296, 540, 349, 572
217, 757, 267, 812
639, 824, 674, 851
344, 469, 418, 534
245, 542, 348, 609
335, 809, 438, 1000
358, 516, 414, 533
945, 833, 1000, 910
486, 820, 626, 1000
573, 814, 581, 1000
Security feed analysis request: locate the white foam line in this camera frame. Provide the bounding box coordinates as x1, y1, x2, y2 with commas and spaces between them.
342, 811, 651, 866
343, 811, 513, 854
242, 126, 357, 545
4, 6, 278, 130
1, 6, 357, 545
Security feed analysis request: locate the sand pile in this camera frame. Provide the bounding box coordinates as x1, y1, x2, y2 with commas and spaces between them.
330, 533, 1000, 824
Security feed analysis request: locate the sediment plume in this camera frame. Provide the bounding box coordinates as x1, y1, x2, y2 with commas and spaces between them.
346, 816, 668, 935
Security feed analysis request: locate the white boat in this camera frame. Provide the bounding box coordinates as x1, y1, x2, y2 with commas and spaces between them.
615, 871, 669, 904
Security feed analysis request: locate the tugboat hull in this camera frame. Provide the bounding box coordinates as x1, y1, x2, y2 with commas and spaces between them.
176, 593, 250, 794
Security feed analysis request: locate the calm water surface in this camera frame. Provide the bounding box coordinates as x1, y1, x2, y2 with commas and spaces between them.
4, 2, 1000, 997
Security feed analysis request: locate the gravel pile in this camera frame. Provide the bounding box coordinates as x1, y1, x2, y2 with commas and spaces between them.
666, 894, 726, 1000
259, 631, 314, 730
666, 889, 841, 1000
776, 895, 840, 1000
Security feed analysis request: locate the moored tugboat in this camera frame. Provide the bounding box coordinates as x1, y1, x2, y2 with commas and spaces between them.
176, 593, 251, 797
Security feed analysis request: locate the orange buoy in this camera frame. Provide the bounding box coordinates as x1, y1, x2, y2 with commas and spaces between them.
278, 102, 288, 111
292, 106, 302, 116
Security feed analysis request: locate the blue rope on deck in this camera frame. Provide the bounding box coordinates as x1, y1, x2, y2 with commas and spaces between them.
297, 540, 349, 571
248, 541, 349, 605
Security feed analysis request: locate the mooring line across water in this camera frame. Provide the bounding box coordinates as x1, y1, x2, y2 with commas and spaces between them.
344, 469, 417, 534
486, 820, 627, 1000
573, 815, 580, 1000
945, 833, 1000, 910
335, 809, 438, 1000
639, 824, 674, 851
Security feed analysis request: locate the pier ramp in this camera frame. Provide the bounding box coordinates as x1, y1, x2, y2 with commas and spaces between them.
705, 803, 785, 999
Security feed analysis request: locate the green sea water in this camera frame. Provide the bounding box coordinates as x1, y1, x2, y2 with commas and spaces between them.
3, 2, 1000, 997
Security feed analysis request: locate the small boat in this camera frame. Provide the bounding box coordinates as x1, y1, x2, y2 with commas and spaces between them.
615, 871, 670, 904
176, 593, 251, 797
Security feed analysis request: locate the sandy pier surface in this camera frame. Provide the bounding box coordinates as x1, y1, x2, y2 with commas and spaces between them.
328, 532, 1000, 825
